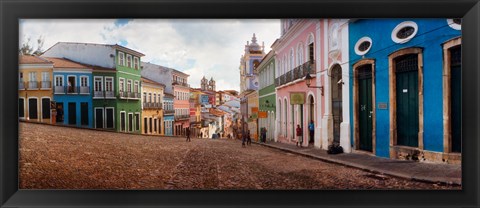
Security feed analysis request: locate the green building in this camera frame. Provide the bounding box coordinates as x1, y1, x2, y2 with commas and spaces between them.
42, 42, 145, 133
257, 50, 276, 141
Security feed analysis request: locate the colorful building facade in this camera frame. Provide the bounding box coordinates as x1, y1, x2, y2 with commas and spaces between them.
42, 42, 145, 133
348, 19, 462, 164
273, 19, 319, 147
46, 57, 93, 128
19, 55, 54, 124
257, 50, 276, 142
163, 93, 175, 136
172, 69, 190, 136
141, 77, 165, 135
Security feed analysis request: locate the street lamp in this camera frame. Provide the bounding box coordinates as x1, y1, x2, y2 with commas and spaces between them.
305, 73, 324, 96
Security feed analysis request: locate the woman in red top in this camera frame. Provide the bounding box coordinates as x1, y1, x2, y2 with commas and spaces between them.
296, 124, 303, 147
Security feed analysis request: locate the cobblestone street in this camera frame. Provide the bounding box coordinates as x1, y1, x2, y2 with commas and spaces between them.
19, 122, 460, 190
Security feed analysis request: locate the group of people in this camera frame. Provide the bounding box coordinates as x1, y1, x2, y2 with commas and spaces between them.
295, 120, 315, 148
241, 129, 252, 147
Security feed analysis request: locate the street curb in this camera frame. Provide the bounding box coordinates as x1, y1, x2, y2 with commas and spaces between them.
253, 142, 461, 186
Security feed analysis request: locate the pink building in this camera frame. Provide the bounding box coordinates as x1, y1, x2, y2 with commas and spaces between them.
172, 69, 190, 136
273, 19, 320, 147
274, 19, 351, 152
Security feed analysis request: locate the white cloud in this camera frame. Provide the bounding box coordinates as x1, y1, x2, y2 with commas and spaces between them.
20, 19, 280, 91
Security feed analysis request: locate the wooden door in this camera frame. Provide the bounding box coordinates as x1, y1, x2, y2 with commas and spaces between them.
358, 65, 373, 151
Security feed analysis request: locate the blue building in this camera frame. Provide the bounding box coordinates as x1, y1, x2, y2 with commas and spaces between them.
348, 19, 461, 164
46, 57, 93, 128
163, 93, 175, 136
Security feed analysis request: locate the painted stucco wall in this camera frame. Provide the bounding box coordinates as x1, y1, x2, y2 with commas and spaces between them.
349, 19, 462, 157
141, 62, 173, 94
42, 43, 116, 68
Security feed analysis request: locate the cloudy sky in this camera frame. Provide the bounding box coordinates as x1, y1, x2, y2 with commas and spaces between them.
19, 19, 280, 91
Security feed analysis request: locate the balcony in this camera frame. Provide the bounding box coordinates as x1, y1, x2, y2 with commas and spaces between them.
119, 91, 141, 100
93, 90, 115, 98
172, 81, 190, 88
27, 81, 39, 89
174, 115, 190, 121
143, 102, 163, 109
19, 82, 25, 90
164, 109, 175, 115
41, 81, 51, 89
54, 86, 91, 95
275, 61, 316, 87
80, 86, 90, 94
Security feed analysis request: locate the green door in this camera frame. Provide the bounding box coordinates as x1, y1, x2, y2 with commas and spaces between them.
395, 54, 419, 147
450, 46, 462, 153
358, 65, 373, 152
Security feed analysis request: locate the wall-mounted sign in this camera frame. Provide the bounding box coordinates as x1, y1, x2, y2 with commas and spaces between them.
258, 111, 268, 118
290, 92, 306, 105
378, 102, 388, 110
251, 107, 258, 113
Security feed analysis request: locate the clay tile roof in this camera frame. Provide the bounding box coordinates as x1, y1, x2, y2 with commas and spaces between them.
43, 57, 90, 69
141, 77, 166, 88
19, 55, 52, 64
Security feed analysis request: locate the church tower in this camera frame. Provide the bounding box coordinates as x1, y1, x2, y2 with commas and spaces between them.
201, 76, 208, 91
239, 33, 266, 93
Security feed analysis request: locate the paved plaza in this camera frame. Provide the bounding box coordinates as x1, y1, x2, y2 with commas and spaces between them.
19, 122, 460, 190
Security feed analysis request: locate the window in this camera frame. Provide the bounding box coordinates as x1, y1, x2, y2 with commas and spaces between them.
55, 76, 63, 87
41, 72, 50, 88
127, 55, 132, 68
355, 37, 373, 56
119, 78, 125, 92
297, 44, 304, 66
148, 93, 152, 103
134, 57, 139, 69
94, 77, 103, 92
134, 81, 139, 93
447, 19, 462, 30
120, 111, 126, 132
308, 34, 314, 63
29, 72, 37, 82
391, 21, 418, 44
105, 77, 113, 92
127, 79, 132, 92
80, 76, 88, 87
118, 52, 125, 66
135, 113, 140, 131
143, 92, 147, 103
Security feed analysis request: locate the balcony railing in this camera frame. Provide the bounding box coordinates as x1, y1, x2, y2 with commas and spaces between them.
174, 115, 190, 121
54, 86, 91, 95
54, 86, 65, 94
19, 82, 25, 90
27, 81, 39, 89
164, 109, 175, 115
172, 81, 190, 88
93, 90, 115, 98
143, 102, 163, 109
41, 81, 51, 89
80, 86, 90, 94
275, 60, 316, 87
119, 91, 141, 99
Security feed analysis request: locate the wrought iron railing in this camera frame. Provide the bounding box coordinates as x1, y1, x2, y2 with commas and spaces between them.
164, 109, 175, 115
27, 81, 38, 89
143, 102, 163, 109
80, 86, 90, 94
41, 81, 51, 89
274, 61, 316, 87
19, 82, 25, 90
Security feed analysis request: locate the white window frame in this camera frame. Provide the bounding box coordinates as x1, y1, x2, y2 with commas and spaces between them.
134, 80, 139, 93
118, 52, 125, 66
391, 21, 418, 44
54, 75, 64, 87
94, 76, 103, 92
105, 76, 114, 94
126, 54, 132, 68
127, 79, 132, 92
128, 112, 134, 132
27, 97, 39, 120
354, 36, 373, 56
120, 111, 127, 132
67, 75, 77, 94
80, 76, 89, 87
135, 112, 141, 131
134, 57, 139, 70
119, 77, 125, 92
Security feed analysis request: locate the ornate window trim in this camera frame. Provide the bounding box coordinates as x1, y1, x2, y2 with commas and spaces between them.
354, 37, 373, 56
391, 21, 418, 44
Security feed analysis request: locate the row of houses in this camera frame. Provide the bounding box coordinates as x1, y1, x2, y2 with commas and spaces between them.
240, 19, 462, 164
19, 42, 241, 138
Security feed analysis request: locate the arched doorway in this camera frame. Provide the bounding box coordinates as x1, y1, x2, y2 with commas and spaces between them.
308, 94, 315, 145
331, 64, 342, 144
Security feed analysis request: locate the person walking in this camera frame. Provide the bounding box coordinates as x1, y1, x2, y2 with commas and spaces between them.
241, 129, 246, 148
186, 127, 191, 142
247, 130, 252, 145
308, 120, 315, 144
296, 124, 303, 147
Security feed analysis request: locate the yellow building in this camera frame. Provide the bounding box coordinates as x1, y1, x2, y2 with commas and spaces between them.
141, 77, 165, 135
246, 90, 259, 141
19, 55, 54, 124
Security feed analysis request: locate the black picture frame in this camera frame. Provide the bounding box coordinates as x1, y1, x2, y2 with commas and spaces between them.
1, 0, 479, 207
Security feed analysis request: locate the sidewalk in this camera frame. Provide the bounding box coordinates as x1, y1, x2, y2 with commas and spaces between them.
255, 141, 461, 185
